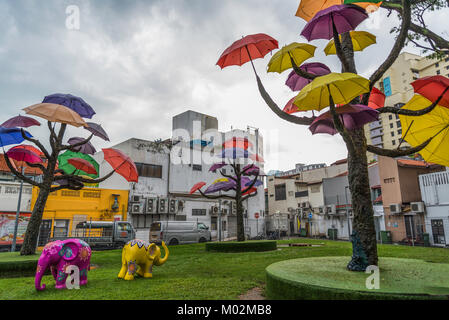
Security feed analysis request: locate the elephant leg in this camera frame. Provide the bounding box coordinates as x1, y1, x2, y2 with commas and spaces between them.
50, 265, 58, 280
118, 250, 128, 279
136, 265, 145, 277
123, 260, 137, 281
79, 262, 89, 286
143, 263, 153, 278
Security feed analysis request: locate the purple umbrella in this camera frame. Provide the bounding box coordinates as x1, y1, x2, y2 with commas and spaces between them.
67, 137, 97, 155
285, 63, 332, 92
309, 104, 379, 135
43, 94, 96, 119
221, 147, 249, 159
1, 115, 41, 128
204, 180, 236, 194
245, 179, 263, 188
209, 162, 227, 172
301, 5, 368, 41
84, 122, 110, 141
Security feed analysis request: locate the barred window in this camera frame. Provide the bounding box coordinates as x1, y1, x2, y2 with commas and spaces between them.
135, 163, 163, 178
192, 209, 206, 216
275, 184, 286, 201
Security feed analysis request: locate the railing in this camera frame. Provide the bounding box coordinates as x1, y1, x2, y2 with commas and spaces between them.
419, 171, 449, 205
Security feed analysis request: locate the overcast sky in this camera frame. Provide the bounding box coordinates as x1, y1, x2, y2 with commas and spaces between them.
0, 0, 448, 173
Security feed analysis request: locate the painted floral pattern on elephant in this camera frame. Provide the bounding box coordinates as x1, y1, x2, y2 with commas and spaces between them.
79, 246, 91, 262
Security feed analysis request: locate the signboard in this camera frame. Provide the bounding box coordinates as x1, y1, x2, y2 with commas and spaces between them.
254, 213, 259, 219
0, 213, 31, 246
383, 77, 392, 97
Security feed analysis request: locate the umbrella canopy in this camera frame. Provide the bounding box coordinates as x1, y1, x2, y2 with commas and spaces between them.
324, 31, 376, 55
1, 115, 41, 129
399, 95, 449, 167
285, 62, 332, 92
368, 87, 386, 109
190, 182, 206, 194
223, 137, 253, 150
267, 43, 316, 74
216, 33, 279, 69
42, 93, 96, 119
0, 127, 32, 148
249, 154, 265, 163
309, 104, 379, 135
67, 158, 98, 175
301, 4, 369, 41
242, 187, 257, 196
293, 73, 370, 111
245, 179, 263, 187
84, 122, 110, 141
209, 162, 227, 172
23, 103, 87, 128
67, 137, 97, 155
204, 180, 235, 194
220, 147, 249, 159
283, 97, 300, 114
102, 148, 138, 183
10, 144, 44, 157
356, 2, 382, 13
58, 150, 100, 179
212, 178, 229, 185
6, 148, 43, 164
411, 76, 449, 109
295, 0, 342, 22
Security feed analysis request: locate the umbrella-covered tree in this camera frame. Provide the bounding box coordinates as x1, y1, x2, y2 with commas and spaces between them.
1, 95, 137, 255
217, 1, 449, 270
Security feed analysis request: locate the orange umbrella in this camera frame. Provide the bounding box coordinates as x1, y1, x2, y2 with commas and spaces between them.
295, 0, 342, 22
23, 103, 87, 128
102, 148, 138, 183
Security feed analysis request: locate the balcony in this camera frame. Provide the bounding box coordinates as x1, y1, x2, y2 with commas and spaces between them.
370, 128, 383, 139
369, 121, 382, 130
371, 137, 383, 145
419, 171, 449, 205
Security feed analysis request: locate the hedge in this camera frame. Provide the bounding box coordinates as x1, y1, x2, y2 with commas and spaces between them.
205, 240, 277, 253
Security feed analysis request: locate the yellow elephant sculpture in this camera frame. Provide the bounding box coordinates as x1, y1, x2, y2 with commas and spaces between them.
118, 239, 169, 281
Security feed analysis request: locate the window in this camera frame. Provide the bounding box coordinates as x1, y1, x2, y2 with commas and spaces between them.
397, 121, 401, 128
389, 115, 393, 120
288, 191, 294, 197
61, 190, 80, 197
275, 184, 286, 201
295, 191, 309, 198
192, 209, 206, 216
5, 186, 19, 194
192, 164, 202, 171
384, 177, 395, 183
53, 220, 69, 237
390, 123, 394, 129
392, 140, 396, 146
198, 223, 208, 230
435, 62, 440, 67
311, 185, 320, 193
398, 129, 402, 135
437, 70, 441, 75
222, 221, 227, 231
211, 217, 217, 231
446, 66, 449, 70
431, 219, 446, 244
135, 163, 162, 178
391, 132, 395, 137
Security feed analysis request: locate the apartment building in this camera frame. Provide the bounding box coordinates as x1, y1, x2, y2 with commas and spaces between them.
365, 52, 449, 163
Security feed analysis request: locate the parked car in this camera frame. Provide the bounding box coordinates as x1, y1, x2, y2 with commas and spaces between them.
149, 221, 211, 245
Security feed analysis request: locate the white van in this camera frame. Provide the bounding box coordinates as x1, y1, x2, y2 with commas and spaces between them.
149, 221, 212, 245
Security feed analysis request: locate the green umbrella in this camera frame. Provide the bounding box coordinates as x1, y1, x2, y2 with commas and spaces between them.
58, 150, 100, 179
344, 0, 382, 4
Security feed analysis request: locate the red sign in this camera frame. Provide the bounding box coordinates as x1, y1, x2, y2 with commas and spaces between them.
254, 213, 259, 219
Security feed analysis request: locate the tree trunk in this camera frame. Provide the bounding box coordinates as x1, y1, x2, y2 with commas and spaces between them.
235, 165, 245, 241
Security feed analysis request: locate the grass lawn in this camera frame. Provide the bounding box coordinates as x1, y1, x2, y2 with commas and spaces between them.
0, 238, 448, 300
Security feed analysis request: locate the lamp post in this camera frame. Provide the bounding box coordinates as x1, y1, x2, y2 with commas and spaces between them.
11, 167, 25, 252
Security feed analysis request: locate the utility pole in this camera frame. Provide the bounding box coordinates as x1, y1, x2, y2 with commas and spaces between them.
11, 167, 25, 252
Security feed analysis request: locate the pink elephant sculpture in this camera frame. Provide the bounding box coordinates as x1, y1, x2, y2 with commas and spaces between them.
35, 239, 92, 291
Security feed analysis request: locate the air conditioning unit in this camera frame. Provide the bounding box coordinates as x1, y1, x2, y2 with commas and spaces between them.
169, 199, 178, 214
348, 209, 354, 218
411, 202, 425, 214
178, 200, 185, 210
296, 208, 303, 215
326, 205, 336, 215
319, 206, 325, 214
389, 203, 401, 214
146, 198, 157, 214
131, 195, 141, 203
130, 203, 143, 214
288, 207, 295, 213
210, 206, 219, 215
229, 201, 237, 215
158, 198, 168, 214
301, 202, 310, 208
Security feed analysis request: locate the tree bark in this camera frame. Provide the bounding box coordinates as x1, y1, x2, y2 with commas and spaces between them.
235, 164, 245, 241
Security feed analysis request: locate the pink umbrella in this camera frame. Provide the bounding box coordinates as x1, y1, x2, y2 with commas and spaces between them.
285, 63, 332, 92
6, 147, 43, 164
1, 115, 41, 128
309, 104, 379, 135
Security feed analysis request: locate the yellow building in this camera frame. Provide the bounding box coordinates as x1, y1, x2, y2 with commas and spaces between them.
365, 52, 449, 163
31, 186, 129, 245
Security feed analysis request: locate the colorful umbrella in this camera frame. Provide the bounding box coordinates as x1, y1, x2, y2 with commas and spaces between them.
283, 97, 300, 114
245, 179, 263, 187
223, 137, 253, 150
0, 127, 32, 148
67, 158, 98, 175
204, 180, 235, 194
267, 43, 316, 74
411, 76, 449, 109
10, 145, 44, 157
293, 73, 370, 111
249, 154, 265, 163
295, 0, 342, 22
324, 31, 376, 55
285, 62, 332, 92
102, 148, 138, 183
58, 150, 100, 179
23, 103, 87, 128
242, 187, 257, 196
42, 93, 96, 119
209, 162, 227, 172
67, 137, 97, 155
220, 147, 249, 159
1, 115, 41, 129
84, 122, 110, 141
368, 87, 386, 109
216, 33, 279, 69
212, 178, 229, 184
190, 182, 206, 194
399, 95, 449, 167
6, 148, 43, 164
309, 104, 379, 135
301, 5, 368, 41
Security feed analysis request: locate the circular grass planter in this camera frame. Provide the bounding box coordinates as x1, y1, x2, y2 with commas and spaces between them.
205, 240, 277, 253
266, 256, 449, 300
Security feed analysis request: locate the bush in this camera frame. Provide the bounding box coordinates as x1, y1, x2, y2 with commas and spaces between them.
205, 240, 277, 253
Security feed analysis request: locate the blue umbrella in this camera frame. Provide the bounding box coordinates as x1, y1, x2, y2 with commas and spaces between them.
0, 127, 32, 147
220, 147, 249, 159
42, 93, 96, 119
245, 179, 263, 188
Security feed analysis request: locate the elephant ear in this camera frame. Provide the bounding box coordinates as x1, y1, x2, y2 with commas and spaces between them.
59, 240, 80, 261
147, 243, 157, 260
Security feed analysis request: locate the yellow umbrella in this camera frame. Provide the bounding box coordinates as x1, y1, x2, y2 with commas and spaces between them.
324, 31, 376, 56
399, 95, 449, 167
23, 103, 87, 128
293, 73, 370, 111
267, 43, 316, 74
295, 0, 342, 22
212, 178, 229, 184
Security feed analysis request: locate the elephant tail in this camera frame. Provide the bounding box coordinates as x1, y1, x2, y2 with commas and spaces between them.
154, 241, 169, 266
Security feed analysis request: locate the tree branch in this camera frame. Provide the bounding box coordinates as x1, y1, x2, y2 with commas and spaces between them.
367, 137, 432, 156
2, 154, 43, 188
59, 134, 94, 152
197, 189, 236, 200
20, 128, 51, 160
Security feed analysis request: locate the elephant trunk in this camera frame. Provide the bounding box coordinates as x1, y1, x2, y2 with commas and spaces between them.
155, 241, 169, 266
35, 262, 48, 291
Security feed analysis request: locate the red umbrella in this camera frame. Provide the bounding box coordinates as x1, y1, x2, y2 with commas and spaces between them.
6, 148, 43, 164
411, 76, 449, 109
10, 145, 44, 157
223, 137, 253, 150
102, 148, 138, 183
1, 115, 41, 128
67, 158, 98, 175
216, 33, 278, 69
368, 87, 386, 109
242, 187, 257, 196
190, 182, 206, 194
283, 96, 300, 114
